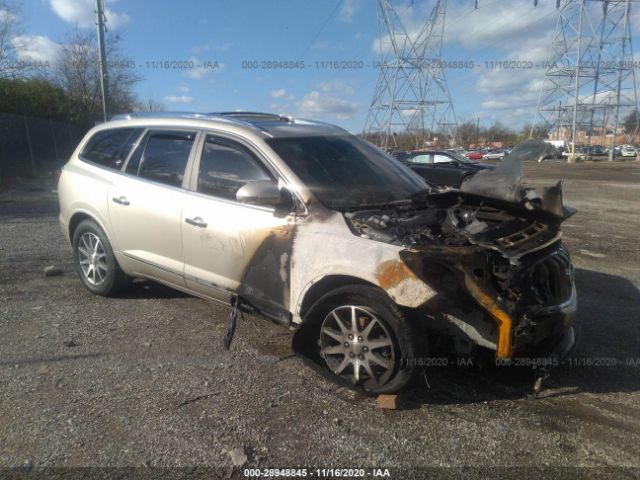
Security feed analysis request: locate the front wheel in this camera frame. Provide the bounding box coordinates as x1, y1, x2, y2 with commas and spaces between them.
72, 219, 128, 296
308, 285, 417, 394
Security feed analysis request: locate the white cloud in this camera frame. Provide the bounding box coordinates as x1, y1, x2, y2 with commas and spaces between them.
11, 35, 61, 63
50, 0, 130, 29
270, 88, 294, 100
183, 57, 223, 80
177, 85, 190, 93
296, 79, 360, 120
190, 42, 234, 54
338, 0, 360, 23
0, 9, 17, 23
164, 95, 194, 104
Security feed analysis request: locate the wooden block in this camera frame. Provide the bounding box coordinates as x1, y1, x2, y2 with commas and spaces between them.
377, 394, 399, 410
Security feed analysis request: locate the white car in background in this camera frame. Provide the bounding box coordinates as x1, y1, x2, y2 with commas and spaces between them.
620, 145, 637, 157
482, 150, 506, 160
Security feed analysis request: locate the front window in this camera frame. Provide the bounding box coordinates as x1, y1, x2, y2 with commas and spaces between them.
197, 135, 272, 201
266, 135, 427, 209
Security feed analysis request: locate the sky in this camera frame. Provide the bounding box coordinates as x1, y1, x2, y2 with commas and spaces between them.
11, 0, 640, 133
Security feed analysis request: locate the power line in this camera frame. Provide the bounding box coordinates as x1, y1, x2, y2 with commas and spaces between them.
299, 0, 344, 58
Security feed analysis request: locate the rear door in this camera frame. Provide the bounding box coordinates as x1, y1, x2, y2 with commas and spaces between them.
108, 129, 198, 286
181, 133, 294, 321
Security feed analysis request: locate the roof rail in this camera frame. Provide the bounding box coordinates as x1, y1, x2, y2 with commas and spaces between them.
110, 111, 230, 122
214, 111, 294, 123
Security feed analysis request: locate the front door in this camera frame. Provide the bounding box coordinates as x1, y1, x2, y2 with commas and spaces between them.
181, 134, 294, 321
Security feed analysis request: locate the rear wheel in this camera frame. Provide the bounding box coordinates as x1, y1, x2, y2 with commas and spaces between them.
307, 285, 416, 394
72, 219, 127, 296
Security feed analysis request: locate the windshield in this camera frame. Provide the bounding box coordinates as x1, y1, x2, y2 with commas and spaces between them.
266, 135, 428, 209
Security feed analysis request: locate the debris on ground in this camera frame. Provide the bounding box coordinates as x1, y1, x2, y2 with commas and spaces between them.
44, 265, 63, 276
377, 394, 399, 410
228, 447, 247, 466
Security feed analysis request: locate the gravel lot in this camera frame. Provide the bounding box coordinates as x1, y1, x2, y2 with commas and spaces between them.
1, 160, 639, 479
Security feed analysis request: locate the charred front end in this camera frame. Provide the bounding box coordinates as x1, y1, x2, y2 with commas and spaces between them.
344, 185, 578, 360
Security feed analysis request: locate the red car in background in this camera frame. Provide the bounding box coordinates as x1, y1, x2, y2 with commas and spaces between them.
465, 150, 487, 160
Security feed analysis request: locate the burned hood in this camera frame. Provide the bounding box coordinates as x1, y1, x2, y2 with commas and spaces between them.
458, 139, 569, 218
343, 141, 576, 264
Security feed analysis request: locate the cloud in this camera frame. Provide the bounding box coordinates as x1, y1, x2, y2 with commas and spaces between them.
177, 85, 190, 93
11, 35, 61, 63
338, 0, 360, 23
0, 9, 17, 23
183, 57, 223, 80
190, 42, 234, 54
164, 95, 194, 104
296, 79, 359, 120
50, 0, 130, 29
270, 88, 294, 100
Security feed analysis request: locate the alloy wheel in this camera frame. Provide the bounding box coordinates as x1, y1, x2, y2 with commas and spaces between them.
77, 232, 108, 285
319, 305, 396, 387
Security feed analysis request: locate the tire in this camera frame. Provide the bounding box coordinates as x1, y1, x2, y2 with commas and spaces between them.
303, 285, 417, 394
460, 174, 474, 187
72, 218, 128, 296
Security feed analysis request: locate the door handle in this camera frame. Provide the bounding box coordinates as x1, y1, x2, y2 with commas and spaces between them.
185, 216, 207, 228
112, 196, 130, 206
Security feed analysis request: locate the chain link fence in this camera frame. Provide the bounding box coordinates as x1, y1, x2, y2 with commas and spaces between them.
0, 112, 89, 181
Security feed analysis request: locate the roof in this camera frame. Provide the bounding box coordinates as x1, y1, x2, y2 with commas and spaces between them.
109, 111, 348, 138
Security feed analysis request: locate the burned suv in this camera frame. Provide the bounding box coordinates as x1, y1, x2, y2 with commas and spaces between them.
58, 112, 577, 393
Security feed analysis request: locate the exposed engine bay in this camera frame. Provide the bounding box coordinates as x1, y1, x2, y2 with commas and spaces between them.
343, 140, 578, 359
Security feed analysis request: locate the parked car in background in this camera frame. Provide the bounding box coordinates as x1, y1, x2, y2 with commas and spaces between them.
560, 146, 589, 161
465, 150, 487, 160
482, 150, 506, 160
620, 145, 637, 157
585, 145, 606, 156
393, 150, 494, 187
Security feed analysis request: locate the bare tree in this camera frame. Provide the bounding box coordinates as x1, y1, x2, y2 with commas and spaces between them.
54, 28, 140, 119
0, 1, 23, 79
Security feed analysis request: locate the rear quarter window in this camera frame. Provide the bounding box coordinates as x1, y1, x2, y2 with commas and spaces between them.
80, 128, 143, 170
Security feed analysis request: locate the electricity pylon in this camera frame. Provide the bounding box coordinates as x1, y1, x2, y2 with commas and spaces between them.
363, 0, 458, 151
531, 0, 638, 158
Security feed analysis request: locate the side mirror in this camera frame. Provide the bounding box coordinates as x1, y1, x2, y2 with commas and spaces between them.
236, 180, 288, 207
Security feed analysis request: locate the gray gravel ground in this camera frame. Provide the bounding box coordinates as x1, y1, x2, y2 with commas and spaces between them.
0, 160, 639, 479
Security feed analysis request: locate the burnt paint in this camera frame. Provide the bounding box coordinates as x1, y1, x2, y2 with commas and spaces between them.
237, 227, 295, 325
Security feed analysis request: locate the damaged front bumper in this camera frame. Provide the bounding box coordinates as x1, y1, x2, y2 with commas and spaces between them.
400, 242, 577, 360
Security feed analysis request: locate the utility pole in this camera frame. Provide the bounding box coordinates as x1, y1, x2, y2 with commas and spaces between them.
95, 0, 109, 122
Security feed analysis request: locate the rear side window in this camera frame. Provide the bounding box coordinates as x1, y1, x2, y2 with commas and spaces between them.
433, 154, 452, 163
80, 128, 142, 169
137, 131, 196, 187
197, 136, 271, 200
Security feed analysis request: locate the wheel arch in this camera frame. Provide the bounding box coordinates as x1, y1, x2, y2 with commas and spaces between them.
298, 274, 383, 323
68, 210, 114, 249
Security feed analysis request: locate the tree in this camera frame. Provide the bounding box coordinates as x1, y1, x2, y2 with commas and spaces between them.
0, 1, 24, 79
455, 121, 478, 148
53, 28, 140, 121
523, 123, 550, 139
622, 110, 639, 135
